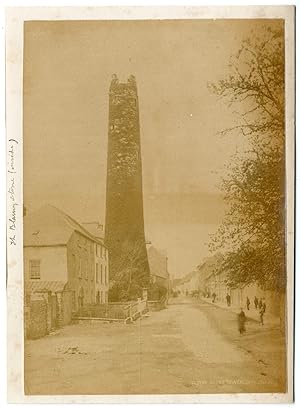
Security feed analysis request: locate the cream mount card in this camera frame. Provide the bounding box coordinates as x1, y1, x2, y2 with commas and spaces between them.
6, 6, 295, 403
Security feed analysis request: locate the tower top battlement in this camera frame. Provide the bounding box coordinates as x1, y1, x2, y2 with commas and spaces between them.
110, 74, 137, 92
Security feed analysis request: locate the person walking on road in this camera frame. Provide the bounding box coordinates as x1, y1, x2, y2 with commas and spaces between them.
246, 296, 250, 310
254, 296, 258, 309
237, 308, 247, 334
226, 293, 231, 307
259, 307, 265, 325
262, 299, 266, 313
212, 292, 216, 303
258, 299, 265, 325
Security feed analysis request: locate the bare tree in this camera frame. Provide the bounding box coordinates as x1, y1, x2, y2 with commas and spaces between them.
109, 239, 150, 301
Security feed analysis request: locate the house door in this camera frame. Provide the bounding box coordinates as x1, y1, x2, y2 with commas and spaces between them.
78, 287, 84, 309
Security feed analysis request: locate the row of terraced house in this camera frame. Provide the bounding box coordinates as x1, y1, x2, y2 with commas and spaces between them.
175, 253, 283, 318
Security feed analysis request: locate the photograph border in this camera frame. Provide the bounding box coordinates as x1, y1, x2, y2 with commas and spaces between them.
6, 6, 295, 403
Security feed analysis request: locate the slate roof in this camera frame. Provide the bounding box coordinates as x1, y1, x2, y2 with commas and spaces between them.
25, 280, 67, 293
197, 253, 223, 281
81, 222, 105, 240
24, 205, 103, 247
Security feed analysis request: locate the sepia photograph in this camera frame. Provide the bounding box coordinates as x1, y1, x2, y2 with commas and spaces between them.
6, 6, 295, 403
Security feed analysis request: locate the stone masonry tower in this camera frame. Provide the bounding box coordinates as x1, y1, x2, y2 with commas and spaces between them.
105, 74, 150, 285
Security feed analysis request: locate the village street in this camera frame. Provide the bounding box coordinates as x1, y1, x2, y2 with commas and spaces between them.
25, 299, 286, 395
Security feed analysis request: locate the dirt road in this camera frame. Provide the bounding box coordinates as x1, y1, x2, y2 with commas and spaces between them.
25, 299, 286, 395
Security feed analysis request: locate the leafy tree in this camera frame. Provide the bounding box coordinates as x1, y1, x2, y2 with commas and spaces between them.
208, 26, 285, 293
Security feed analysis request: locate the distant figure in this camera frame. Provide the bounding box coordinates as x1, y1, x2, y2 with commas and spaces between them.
212, 292, 217, 303
259, 307, 265, 325
254, 296, 258, 309
258, 297, 266, 325
262, 299, 266, 313
237, 308, 247, 334
226, 293, 231, 306
246, 297, 250, 310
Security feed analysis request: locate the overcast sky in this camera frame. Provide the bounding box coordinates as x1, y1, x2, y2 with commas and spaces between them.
23, 19, 280, 278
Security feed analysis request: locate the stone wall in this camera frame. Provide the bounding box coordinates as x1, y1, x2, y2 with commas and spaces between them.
24, 293, 31, 339
25, 289, 74, 339
50, 293, 57, 329
27, 293, 49, 339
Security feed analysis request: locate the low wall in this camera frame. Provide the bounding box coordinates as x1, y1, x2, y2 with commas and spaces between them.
230, 286, 281, 315
203, 279, 282, 317
75, 303, 130, 320
75, 299, 148, 321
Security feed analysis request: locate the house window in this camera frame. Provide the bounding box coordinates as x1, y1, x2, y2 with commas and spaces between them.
85, 260, 88, 280
96, 264, 99, 283
101, 264, 103, 284
91, 263, 94, 281
29, 260, 40, 280
100, 246, 103, 258
72, 254, 76, 273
